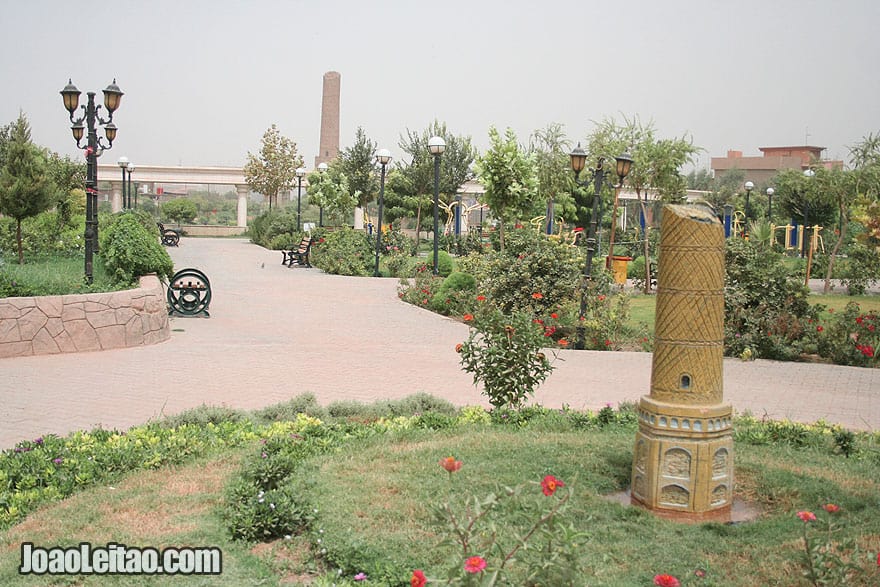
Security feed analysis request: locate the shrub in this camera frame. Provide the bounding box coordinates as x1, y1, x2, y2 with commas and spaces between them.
309, 227, 373, 276
99, 212, 173, 285
477, 227, 582, 314
248, 209, 301, 250
817, 302, 879, 367
434, 249, 454, 277
429, 271, 477, 315
840, 242, 880, 295
724, 239, 820, 360
457, 296, 557, 409
398, 265, 444, 310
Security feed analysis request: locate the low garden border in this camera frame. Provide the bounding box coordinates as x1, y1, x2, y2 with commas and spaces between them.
0, 274, 170, 359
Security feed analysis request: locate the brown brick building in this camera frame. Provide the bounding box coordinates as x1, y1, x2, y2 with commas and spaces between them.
711, 146, 843, 185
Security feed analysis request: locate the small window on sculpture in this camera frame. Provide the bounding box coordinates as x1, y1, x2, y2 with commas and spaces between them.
680, 374, 691, 390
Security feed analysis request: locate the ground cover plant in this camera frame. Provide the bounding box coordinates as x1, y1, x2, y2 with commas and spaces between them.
0, 397, 878, 585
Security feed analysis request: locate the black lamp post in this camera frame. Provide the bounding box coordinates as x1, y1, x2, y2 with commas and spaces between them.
317, 162, 328, 226
127, 162, 135, 209
374, 149, 392, 277
117, 156, 129, 209
570, 143, 632, 350
766, 187, 774, 220
296, 167, 306, 231
60, 78, 123, 284
743, 180, 754, 238
428, 136, 446, 275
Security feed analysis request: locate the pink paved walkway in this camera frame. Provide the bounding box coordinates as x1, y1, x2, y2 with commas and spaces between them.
1, 238, 878, 448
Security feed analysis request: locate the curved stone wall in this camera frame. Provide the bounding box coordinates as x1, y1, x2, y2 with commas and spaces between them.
0, 275, 170, 359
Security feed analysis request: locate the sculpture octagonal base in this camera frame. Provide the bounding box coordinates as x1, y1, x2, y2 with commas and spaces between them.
630, 398, 734, 522
630, 494, 732, 524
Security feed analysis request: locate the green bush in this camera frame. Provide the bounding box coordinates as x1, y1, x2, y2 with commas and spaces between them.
99, 212, 174, 285
817, 302, 879, 367
477, 227, 582, 314
0, 211, 86, 259
248, 209, 301, 250
436, 249, 454, 277
310, 227, 373, 276
724, 238, 820, 360
429, 271, 477, 315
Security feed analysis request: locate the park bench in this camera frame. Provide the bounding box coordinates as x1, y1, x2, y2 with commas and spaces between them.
282, 235, 313, 268
157, 223, 180, 247
167, 268, 211, 317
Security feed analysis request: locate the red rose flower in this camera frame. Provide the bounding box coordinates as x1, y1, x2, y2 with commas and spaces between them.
797, 511, 817, 523
463, 314, 474, 322
439, 456, 462, 473
455, 343, 463, 353
476, 295, 486, 302
550, 312, 558, 319
558, 338, 569, 347
653, 574, 680, 587
531, 292, 543, 299
823, 503, 840, 513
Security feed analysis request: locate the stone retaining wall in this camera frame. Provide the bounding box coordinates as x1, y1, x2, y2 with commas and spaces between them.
0, 275, 170, 359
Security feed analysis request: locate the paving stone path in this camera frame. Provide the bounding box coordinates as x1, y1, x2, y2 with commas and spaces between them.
1, 237, 877, 448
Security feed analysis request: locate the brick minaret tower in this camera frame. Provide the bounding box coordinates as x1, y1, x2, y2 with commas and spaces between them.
630, 205, 733, 522
315, 71, 341, 168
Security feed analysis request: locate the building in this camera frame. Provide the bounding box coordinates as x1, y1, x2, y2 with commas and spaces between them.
315, 71, 341, 168
711, 146, 843, 185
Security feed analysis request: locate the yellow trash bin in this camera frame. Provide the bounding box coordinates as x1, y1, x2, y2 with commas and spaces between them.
610, 256, 632, 285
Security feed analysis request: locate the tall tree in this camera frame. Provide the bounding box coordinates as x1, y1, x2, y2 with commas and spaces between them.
306, 162, 356, 226
395, 120, 476, 246
583, 115, 700, 291
338, 126, 378, 208
0, 113, 54, 263
529, 123, 577, 232
244, 124, 303, 211
475, 126, 536, 251
46, 152, 86, 223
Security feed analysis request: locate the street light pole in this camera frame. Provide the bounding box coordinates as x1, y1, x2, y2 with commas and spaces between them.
743, 180, 754, 239
127, 162, 135, 209
570, 144, 632, 350
295, 167, 306, 231
766, 187, 774, 220
801, 169, 815, 258
428, 136, 446, 275
374, 149, 392, 277
317, 162, 328, 226
117, 156, 129, 210
60, 79, 122, 283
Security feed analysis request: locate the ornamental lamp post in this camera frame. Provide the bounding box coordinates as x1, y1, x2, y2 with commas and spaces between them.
374, 149, 392, 277
60, 78, 123, 283
570, 143, 633, 350
428, 136, 446, 275
295, 167, 306, 231
117, 156, 129, 209
127, 162, 136, 208
766, 187, 774, 220
743, 180, 754, 238
317, 162, 328, 226
605, 151, 633, 269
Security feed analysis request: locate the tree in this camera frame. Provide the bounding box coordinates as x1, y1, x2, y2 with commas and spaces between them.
0, 113, 54, 263
529, 123, 577, 232
394, 120, 476, 247
244, 124, 303, 211
305, 162, 356, 226
475, 126, 536, 251
161, 198, 198, 228
46, 152, 86, 223
583, 115, 700, 291
772, 168, 836, 228
338, 127, 378, 208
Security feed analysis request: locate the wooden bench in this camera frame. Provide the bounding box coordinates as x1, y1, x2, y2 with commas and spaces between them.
282, 236, 313, 268
157, 223, 180, 247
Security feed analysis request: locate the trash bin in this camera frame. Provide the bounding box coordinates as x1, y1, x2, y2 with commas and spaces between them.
610, 256, 633, 285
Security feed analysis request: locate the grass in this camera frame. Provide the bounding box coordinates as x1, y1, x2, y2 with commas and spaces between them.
0, 450, 280, 586
0, 255, 123, 296
3, 398, 878, 586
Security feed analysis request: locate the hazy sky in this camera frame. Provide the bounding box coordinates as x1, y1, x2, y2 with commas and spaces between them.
2, 0, 878, 173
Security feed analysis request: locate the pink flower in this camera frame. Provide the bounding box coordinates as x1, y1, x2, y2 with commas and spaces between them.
541, 474, 565, 496
653, 574, 681, 587
464, 556, 487, 574
440, 456, 462, 473
354, 572, 367, 581
823, 503, 840, 513
797, 511, 817, 523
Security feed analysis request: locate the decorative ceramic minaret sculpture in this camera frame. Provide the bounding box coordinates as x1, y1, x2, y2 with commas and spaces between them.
630, 205, 733, 522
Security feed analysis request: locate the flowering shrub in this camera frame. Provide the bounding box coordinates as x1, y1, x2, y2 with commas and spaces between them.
817, 302, 879, 367
398, 267, 445, 310
794, 505, 878, 585
458, 294, 556, 409
427, 468, 584, 586
310, 227, 374, 276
